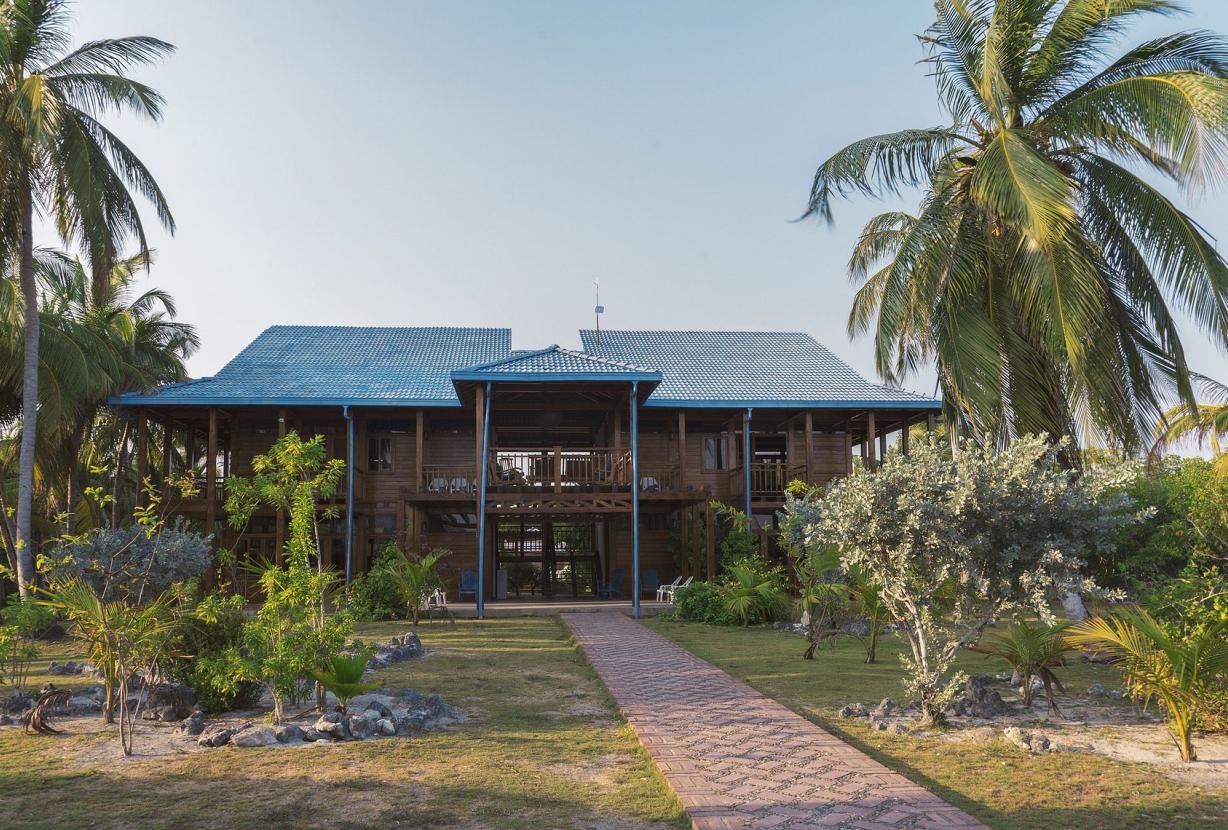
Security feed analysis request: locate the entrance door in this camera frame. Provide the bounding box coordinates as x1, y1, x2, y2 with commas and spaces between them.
495, 519, 598, 599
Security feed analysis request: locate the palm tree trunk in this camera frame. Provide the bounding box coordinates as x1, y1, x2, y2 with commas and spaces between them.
14, 172, 38, 598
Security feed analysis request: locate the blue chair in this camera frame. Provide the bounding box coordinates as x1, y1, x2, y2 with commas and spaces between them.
458, 570, 478, 601
640, 569, 660, 598
597, 567, 625, 599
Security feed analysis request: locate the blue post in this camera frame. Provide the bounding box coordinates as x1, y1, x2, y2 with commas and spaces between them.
476, 382, 492, 619
743, 407, 752, 520
631, 381, 640, 618
344, 405, 355, 587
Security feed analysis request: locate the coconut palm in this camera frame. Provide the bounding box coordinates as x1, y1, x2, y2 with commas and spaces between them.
1153, 375, 1228, 478
970, 617, 1073, 712
1067, 607, 1228, 762
807, 0, 1228, 454
0, 1, 175, 595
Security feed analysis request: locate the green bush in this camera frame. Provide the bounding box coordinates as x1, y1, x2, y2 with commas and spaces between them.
672, 581, 739, 626
165, 592, 262, 713
346, 543, 410, 621
1, 595, 57, 638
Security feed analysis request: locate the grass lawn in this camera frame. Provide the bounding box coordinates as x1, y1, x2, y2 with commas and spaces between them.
1, 618, 688, 830
644, 618, 1228, 830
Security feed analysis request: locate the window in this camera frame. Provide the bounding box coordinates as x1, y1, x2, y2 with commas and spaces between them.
702, 436, 728, 471
368, 436, 393, 471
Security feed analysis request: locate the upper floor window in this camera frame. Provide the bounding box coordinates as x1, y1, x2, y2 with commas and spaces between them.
368, 436, 393, 471
702, 436, 729, 471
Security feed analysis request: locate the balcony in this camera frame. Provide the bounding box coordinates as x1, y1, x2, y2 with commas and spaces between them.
489, 447, 632, 492
729, 460, 807, 502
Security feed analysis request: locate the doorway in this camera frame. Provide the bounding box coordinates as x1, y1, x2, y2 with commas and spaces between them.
494, 519, 598, 599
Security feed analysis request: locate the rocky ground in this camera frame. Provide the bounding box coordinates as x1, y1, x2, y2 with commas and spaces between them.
838, 672, 1228, 790
0, 629, 461, 765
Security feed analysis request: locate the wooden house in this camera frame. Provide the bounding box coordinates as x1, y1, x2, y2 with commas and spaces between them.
113, 327, 939, 614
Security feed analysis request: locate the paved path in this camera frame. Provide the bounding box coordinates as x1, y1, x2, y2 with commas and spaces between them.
564, 613, 988, 830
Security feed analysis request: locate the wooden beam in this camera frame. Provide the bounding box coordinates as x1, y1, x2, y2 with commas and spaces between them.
613, 404, 622, 451
804, 411, 814, 484
161, 418, 173, 481
475, 385, 486, 475
866, 410, 877, 471
705, 501, 716, 580
901, 418, 911, 456
553, 445, 562, 494
414, 409, 424, 493
879, 429, 888, 466
926, 412, 936, 433
206, 408, 217, 540
136, 409, 149, 508
677, 411, 687, 490
844, 429, 853, 475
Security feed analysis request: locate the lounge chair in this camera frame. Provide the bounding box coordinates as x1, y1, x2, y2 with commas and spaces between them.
597, 567, 625, 599
655, 576, 682, 602
662, 576, 693, 603
458, 570, 478, 601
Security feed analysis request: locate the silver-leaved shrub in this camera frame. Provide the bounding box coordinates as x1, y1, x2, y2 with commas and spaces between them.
783, 434, 1136, 724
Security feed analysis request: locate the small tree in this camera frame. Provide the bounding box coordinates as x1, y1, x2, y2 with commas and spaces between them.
312, 650, 382, 714
225, 431, 348, 714
848, 570, 888, 664
970, 618, 1073, 712
710, 501, 760, 569
793, 435, 1132, 725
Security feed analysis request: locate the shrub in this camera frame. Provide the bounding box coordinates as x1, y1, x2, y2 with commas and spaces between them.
312, 648, 382, 713
42, 525, 211, 601
672, 582, 739, 626
788, 435, 1133, 725
721, 559, 790, 626
347, 544, 411, 621
969, 618, 1073, 712
711, 501, 760, 571
1, 595, 57, 638
165, 592, 262, 713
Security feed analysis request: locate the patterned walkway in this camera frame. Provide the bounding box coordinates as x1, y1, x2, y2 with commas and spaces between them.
564, 613, 987, 830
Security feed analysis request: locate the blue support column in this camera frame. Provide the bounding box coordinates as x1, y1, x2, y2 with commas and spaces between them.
743, 407, 753, 520
344, 405, 355, 587
631, 381, 640, 619
476, 382, 492, 619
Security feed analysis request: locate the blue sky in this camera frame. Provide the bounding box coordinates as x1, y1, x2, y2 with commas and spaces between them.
63, 1, 1228, 394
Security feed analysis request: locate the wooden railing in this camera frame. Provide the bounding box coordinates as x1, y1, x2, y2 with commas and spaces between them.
421, 465, 477, 495
489, 447, 632, 491
730, 461, 807, 498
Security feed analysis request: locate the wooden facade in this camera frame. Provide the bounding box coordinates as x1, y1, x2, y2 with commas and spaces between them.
128, 379, 935, 606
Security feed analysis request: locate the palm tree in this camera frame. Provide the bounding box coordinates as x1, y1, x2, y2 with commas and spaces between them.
1153, 374, 1228, 477
807, 0, 1228, 454
0, 2, 175, 595
1068, 608, 1228, 762
970, 617, 1073, 712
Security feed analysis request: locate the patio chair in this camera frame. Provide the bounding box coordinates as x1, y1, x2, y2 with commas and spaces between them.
639, 476, 660, 492
662, 576, 693, 603
655, 576, 682, 602
427, 477, 449, 493
449, 477, 471, 494
597, 567, 625, 599
419, 587, 451, 622
640, 569, 660, 598
458, 570, 478, 601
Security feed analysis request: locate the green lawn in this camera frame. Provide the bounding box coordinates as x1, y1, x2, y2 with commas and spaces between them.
644, 618, 1228, 830
1, 618, 687, 830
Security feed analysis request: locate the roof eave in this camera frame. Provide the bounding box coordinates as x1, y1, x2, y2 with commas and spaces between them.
641, 397, 942, 410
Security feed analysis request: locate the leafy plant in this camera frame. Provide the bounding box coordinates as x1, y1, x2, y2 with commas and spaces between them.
0, 625, 38, 694
970, 618, 1073, 712
165, 590, 261, 713
710, 501, 760, 571
791, 545, 846, 659
1068, 608, 1228, 763
848, 569, 889, 664
671, 582, 739, 626
381, 545, 450, 626
347, 543, 413, 621
721, 561, 789, 627
311, 649, 383, 714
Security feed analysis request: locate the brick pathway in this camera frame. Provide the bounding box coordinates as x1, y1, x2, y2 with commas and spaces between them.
564, 613, 987, 830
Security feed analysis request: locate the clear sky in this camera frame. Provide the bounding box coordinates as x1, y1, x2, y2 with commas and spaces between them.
61, 0, 1228, 394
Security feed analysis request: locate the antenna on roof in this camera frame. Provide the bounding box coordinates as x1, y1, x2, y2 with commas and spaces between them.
594, 279, 604, 352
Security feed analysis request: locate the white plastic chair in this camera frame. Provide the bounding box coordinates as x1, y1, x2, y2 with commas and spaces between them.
655, 576, 682, 602
663, 576, 693, 602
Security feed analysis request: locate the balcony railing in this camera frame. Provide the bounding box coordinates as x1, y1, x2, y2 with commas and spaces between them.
730, 461, 808, 498
421, 465, 477, 495
489, 447, 633, 492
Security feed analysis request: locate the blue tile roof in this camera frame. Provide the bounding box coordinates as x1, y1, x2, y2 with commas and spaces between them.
116, 326, 512, 406
452, 345, 661, 382
579, 330, 938, 409
114, 325, 938, 410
